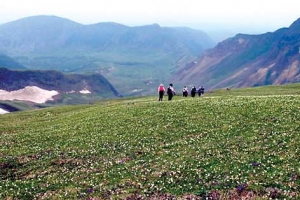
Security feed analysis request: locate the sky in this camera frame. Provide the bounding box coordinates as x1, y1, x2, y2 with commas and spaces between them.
1, 0, 299, 41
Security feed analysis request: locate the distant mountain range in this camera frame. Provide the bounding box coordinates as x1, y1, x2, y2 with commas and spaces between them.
175, 18, 300, 89
0, 68, 120, 104
0, 15, 215, 96
2, 15, 300, 99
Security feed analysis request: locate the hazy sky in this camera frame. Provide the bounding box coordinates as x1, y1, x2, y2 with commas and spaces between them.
1, 0, 299, 39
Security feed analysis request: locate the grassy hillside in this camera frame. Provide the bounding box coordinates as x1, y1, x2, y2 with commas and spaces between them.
0, 101, 37, 112
0, 84, 299, 199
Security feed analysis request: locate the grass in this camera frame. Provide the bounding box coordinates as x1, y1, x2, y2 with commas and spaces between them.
0, 101, 37, 112
0, 84, 299, 199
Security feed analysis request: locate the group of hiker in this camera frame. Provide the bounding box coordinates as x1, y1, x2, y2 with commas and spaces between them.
157, 83, 205, 101
183, 85, 205, 97
158, 83, 175, 101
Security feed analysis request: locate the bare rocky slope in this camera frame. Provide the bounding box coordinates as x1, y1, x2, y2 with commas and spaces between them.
175, 18, 300, 89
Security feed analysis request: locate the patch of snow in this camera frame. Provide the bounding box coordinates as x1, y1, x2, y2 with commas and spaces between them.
132, 88, 143, 93
80, 89, 91, 94
238, 38, 245, 44
0, 108, 9, 115
0, 86, 59, 103
66, 90, 76, 94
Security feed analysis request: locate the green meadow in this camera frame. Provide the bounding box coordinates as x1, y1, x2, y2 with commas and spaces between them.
0, 84, 299, 199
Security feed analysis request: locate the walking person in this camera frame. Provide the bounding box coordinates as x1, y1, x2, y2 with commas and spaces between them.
157, 83, 165, 101
167, 83, 175, 101
191, 86, 197, 97
199, 86, 205, 97
182, 86, 188, 97
197, 86, 202, 97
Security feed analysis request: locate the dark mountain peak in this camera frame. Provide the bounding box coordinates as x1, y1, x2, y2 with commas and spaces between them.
287, 17, 300, 35
2, 15, 81, 29
85, 22, 129, 33
0, 15, 81, 39
215, 30, 281, 53
0, 15, 82, 52
0, 15, 81, 38
141, 23, 161, 28
91, 22, 128, 28
289, 17, 300, 29
132, 23, 161, 31
212, 33, 254, 53
149, 23, 161, 28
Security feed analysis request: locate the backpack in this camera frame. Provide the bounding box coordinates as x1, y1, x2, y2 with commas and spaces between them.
167, 87, 172, 94
159, 86, 164, 91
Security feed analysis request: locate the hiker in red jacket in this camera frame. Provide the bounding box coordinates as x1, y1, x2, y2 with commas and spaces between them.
157, 83, 165, 101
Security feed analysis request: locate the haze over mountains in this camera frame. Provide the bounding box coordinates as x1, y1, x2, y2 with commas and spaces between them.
0, 15, 214, 97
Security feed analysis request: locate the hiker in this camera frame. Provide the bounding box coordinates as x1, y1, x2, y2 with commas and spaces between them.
197, 87, 202, 96
167, 83, 175, 101
198, 86, 205, 97
157, 83, 165, 101
182, 86, 188, 97
191, 86, 197, 97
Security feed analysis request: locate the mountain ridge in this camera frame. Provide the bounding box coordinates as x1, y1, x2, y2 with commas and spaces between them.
175, 17, 300, 89
0, 67, 121, 104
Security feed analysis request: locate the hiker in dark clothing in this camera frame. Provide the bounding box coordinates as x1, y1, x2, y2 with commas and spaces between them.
197, 87, 201, 96
167, 83, 175, 101
198, 86, 205, 97
182, 86, 188, 97
191, 86, 197, 97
